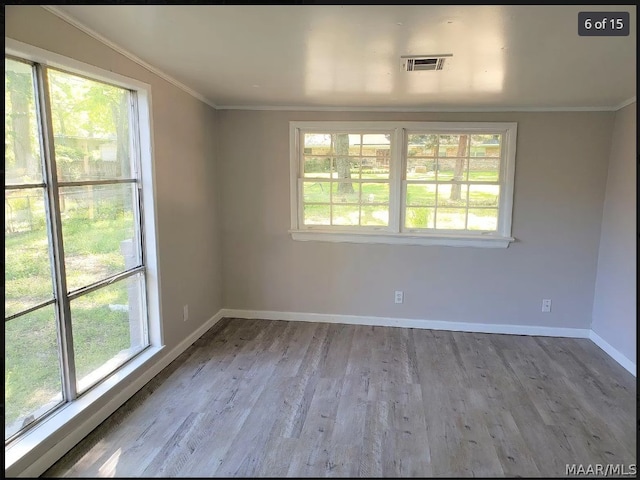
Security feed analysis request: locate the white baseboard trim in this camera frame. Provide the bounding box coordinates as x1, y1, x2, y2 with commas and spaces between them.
9, 311, 225, 478
219, 308, 591, 339
589, 330, 636, 377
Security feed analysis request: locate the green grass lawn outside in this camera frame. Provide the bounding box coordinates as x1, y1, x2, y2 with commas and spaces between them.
5, 206, 142, 434
302, 172, 500, 229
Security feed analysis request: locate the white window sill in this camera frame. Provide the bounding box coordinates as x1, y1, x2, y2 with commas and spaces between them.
5, 345, 165, 476
290, 230, 514, 248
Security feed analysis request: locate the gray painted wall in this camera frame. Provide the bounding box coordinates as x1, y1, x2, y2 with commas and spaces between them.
6, 6, 223, 351
219, 110, 614, 329
592, 102, 637, 362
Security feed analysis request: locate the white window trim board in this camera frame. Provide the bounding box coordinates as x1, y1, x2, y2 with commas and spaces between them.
6, 38, 151, 93
289, 230, 514, 248
290, 121, 517, 247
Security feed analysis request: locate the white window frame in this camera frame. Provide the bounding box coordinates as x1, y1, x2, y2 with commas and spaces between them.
290, 121, 517, 248
5, 38, 164, 474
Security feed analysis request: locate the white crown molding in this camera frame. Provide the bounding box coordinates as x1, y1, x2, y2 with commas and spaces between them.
216, 104, 621, 112
615, 96, 637, 111
41, 5, 218, 110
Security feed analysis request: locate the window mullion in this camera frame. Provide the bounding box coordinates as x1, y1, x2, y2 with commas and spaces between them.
35, 64, 78, 402
433, 135, 441, 227
389, 128, 403, 233
5, 299, 57, 323
5, 182, 46, 190
329, 147, 334, 225
57, 178, 137, 187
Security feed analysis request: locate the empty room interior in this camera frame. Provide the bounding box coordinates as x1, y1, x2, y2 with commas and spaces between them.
4, 4, 637, 478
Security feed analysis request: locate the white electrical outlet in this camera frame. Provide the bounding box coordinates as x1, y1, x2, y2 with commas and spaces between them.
183, 304, 189, 321
395, 291, 404, 304
541, 299, 551, 313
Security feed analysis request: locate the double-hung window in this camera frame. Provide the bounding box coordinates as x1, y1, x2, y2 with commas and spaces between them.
5, 42, 159, 446
290, 121, 517, 247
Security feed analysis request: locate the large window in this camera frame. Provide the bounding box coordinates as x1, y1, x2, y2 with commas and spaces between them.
4, 54, 153, 443
290, 121, 517, 247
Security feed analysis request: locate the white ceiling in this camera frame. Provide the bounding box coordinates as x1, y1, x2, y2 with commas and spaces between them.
50, 5, 636, 110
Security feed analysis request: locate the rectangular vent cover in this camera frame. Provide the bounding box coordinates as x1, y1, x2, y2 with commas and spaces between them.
402, 54, 452, 72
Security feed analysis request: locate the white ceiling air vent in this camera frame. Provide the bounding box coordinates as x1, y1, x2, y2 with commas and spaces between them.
401, 54, 452, 72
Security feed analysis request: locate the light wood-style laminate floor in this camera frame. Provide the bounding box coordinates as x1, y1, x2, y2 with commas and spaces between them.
45, 318, 636, 477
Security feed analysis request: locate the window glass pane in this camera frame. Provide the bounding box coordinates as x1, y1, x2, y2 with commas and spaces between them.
5, 59, 43, 185
407, 158, 437, 180
332, 181, 360, 204
351, 159, 361, 178
437, 158, 467, 182
333, 157, 359, 180
471, 134, 501, 157
334, 133, 358, 156
405, 207, 435, 229
437, 184, 468, 207
361, 183, 389, 204
303, 133, 332, 155
312, 134, 388, 156
469, 159, 500, 182
5, 305, 63, 440
361, 205, 388, 226
437, 134, 469, 157
468, 209, 498, 231
361, 156, 390, 179
332, 205, 359, 226
303, 204, 330, 225
5, 188, 54, 317
303, 181, 330, 203
303, 157, 331, 178
407, 134, 437, 157
346, 134, 363, 156
72, 273, 147, 393
406, 184, 436, 206
48, 69, 133, 182
435, 208, 467, 230
361, 133, 390, 157
469, 185, 500, 207
61, 183, 140, 291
